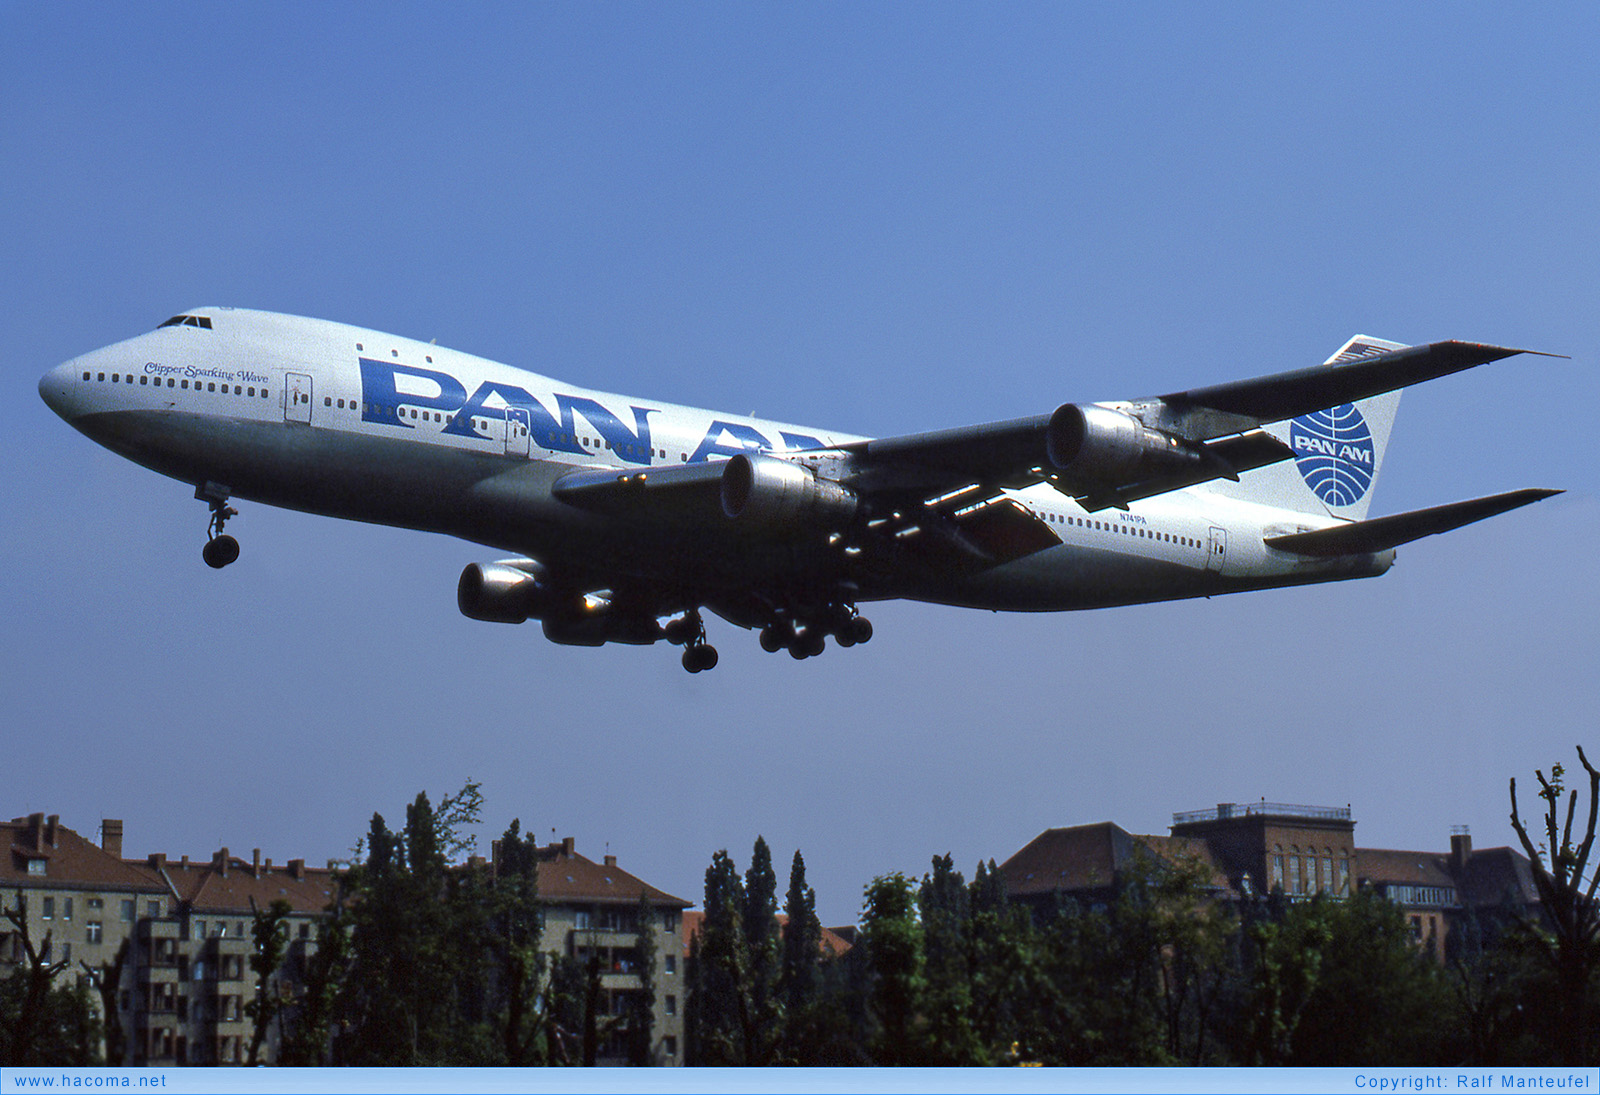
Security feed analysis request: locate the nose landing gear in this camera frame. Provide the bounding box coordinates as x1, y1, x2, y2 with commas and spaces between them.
665, 608, 719, 673
196, 482, 240, 569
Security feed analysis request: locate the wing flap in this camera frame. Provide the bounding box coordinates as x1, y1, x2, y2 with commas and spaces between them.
1263, 488, 1561, 556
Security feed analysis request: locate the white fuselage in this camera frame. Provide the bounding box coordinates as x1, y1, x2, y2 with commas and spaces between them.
39, 308, 1390, 623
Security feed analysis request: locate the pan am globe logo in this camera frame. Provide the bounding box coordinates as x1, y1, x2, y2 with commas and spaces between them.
1290, 403, 1376, 507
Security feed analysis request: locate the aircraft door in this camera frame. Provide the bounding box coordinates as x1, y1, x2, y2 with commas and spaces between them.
504, 407, 531, 457
285, 372, 313, 424
1206, 526, 1227, 574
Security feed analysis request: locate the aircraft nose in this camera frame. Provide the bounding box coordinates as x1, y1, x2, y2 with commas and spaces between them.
38, 359, 80, 419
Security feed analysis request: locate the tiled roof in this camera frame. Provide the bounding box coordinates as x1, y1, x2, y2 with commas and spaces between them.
1455, 846, 1541, 907
154, 856, 337, 917
534, 846, 689, 909
1000, 823, 1129, 896
2, 816, 162, 893
1001, 823, 1239, 899
1357, 848, 1457, 889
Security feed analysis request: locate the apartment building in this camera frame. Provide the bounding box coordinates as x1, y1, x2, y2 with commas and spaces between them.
3, 815, 690, 1066
999, 801, 1541, 958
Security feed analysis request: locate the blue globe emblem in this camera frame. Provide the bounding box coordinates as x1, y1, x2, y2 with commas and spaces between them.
1289, 404, 1375, 507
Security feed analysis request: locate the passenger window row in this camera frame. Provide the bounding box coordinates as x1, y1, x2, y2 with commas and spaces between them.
85, 371, 268, 399
1036, 507, 1201, 549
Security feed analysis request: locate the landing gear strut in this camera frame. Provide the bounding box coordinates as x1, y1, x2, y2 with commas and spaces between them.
665, 608, 719, 673
196, 482, 240, 569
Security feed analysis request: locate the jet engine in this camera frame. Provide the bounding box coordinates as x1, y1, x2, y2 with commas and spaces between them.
720, 453, 858, 529
457, 560, 558, 624
1045, 404, 1204, 484
542, 612, 664, 647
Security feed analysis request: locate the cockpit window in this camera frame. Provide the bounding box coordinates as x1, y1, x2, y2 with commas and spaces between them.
158, 315, 213, 329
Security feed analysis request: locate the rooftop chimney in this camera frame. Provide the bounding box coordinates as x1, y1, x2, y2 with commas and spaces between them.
288, 858, 305, 880
604, 854, 617, 868
214, 848, 229, 878
101, 819, 124, 859
148, 853, 166, 870
252, 849, 261, 878
561, 837, 575, 858
181, 856, 190, 870
45, 815, 59, 847
1450, 828, 1473, 876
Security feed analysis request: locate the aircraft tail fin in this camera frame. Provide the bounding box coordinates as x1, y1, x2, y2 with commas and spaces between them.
1197, 335, 1408, 520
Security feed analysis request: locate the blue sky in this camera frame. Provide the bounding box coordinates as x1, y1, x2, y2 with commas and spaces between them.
3, 4, 1596, 925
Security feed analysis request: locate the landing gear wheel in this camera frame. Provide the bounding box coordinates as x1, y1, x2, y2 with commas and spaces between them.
847, 617, 873, 645
202, 534, 240, 569
788, 629, 826, 659
682, 644, 719, 673
197, 482, 240, 569
759, 622, 792, 653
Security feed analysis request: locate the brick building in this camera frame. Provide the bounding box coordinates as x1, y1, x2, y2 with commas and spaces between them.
999, 802, 1541, 958
3, 814, 689, 1066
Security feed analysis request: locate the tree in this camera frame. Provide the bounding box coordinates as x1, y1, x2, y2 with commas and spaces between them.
337, 782, 494, 1064
0, 894, 100, 1065
244, 898, 292, 1065
487, 818, 546, 1065
1281, 891, 1452, 1065
917, 854, 985, 1064
624, 890, 659, 1065
779, 850, 821, 1014
686, 849, 749, 1064
1509, 746, 1600, 1064
741, 835, 780, 1055
861, 872, 924, 1065
80, 939, 129, 1066
277, 911, 349, 1066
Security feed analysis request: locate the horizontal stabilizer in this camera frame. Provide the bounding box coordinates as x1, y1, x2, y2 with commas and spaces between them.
1263, 489, 1562, 557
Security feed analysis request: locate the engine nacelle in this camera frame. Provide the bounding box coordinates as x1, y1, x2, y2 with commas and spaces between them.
457, 560, 555, 624
1045, 404, 1203, 484
542, 613, 664, 647
720, 453, 858, 529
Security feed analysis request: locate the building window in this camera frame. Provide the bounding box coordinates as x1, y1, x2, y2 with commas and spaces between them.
121, 900, 135, 921
664, 954, 676, 975
26, 859, 45, 876
664, 1036, 678, 1056
1338, 856, 1350, 894
665, 994, 676, 1015
42, 897, 54, 920
1271, 853, 1284, 890
1288, 854, 1301, 895
63, 897, 73, 920
86, 922, 103, 944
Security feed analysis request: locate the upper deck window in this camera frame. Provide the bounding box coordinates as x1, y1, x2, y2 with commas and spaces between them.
158, 315, 213, 330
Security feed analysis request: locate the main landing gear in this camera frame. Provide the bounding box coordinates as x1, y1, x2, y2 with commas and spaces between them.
664, 609, 719, 674
758, 604, 872, 661
196, 482, 240, 569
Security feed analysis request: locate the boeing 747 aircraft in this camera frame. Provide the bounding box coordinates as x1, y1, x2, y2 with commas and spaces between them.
39, 308, 1559, 672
